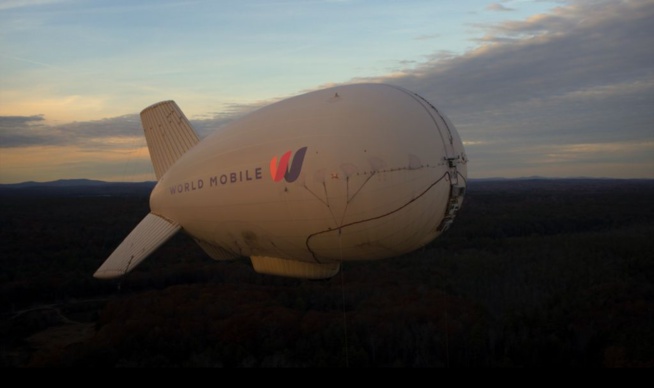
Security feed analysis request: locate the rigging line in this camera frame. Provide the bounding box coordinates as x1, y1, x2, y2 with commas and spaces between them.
89, 135, 141, 253
96, 127, 149, 293
338, 228, 349, 368
445, 292, 450, 368
346, 171, 376, 204
306, 172, 450, 260
339, 172, 375, 227
302, 182, 329, 207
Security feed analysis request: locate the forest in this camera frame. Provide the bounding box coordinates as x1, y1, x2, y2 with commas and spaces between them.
0, 178, 652, 367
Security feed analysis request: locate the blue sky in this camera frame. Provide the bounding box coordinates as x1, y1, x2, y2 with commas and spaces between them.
1, 0, 652, 183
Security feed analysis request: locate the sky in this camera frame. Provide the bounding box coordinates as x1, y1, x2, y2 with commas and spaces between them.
0, 0, 652, 183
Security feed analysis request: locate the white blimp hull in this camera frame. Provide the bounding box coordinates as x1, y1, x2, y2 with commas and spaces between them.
94, 83, 467, 280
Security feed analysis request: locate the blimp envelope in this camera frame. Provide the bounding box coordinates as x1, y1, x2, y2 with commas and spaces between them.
94, 83, 468, 280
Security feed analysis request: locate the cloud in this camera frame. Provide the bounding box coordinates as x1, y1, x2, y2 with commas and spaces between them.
368, 0, 654, 177
0, 100, 265, 149
486, 3, 513, 12
0, 114, 141, 148
0, 115, 48, 147
393, 0, 654, 111
0, 0, 70, 11
0, 114, 45, 126
414, 33, 440, 41
401, 2, 651, 124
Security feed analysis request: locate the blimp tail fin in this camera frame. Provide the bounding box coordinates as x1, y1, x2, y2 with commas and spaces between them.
140, 100, 200, 180
93, 213, 181, 279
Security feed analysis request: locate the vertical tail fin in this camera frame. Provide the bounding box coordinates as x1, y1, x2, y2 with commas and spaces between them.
141, 100, 200, 180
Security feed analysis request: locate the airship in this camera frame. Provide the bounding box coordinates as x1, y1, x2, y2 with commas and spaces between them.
94, 83, 467, 280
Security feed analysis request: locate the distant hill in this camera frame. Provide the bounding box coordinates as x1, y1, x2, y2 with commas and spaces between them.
1, 177, 651, 198
1, 179, 112, 188
0, 179, 156, 197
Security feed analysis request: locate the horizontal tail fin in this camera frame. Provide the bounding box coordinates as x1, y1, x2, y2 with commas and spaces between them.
141, 100, 200, 180
93, 213, 181, 279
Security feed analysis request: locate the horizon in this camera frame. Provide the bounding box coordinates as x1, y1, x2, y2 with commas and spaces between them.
3, 175, 654, 187
1, 0, 653, 183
